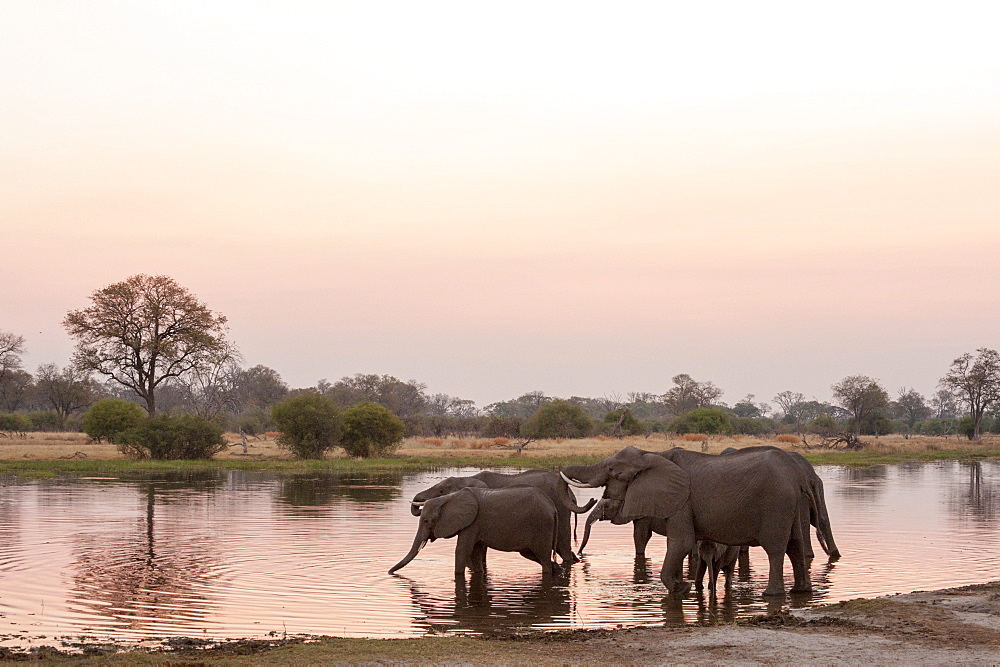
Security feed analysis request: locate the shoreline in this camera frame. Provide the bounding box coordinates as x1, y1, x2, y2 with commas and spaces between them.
6, 581, 1000, 663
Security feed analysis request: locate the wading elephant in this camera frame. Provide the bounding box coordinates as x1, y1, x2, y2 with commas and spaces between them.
578, 498, 666, 557
561, 446, 814, 597
390, 486, 560, 578
694, 540, 740, 598
721, 446, 840, 561
409, 470, 595, 566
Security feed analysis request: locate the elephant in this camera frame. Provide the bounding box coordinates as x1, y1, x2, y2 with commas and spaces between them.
693, 539, 740, 598
561, 445, 815, 597
409, 470, 596, 566
721, 446, 840, 561
578, 497, 666, 557
389, 486, 560, 578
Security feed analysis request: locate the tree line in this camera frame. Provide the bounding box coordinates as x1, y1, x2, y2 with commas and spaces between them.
2, 274, 1000, 449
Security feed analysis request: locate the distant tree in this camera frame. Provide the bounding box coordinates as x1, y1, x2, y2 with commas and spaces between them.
521, 400, 593, 439
731, 393, 769, 419
939, 348, 1000, 441
340, 401, 406, 458
323, 373, 427, 417
662, 374, 722, 416
623, 392, 667, 420
773, 391, 806, 430
271, 393, 343, 459
0, 369, 33, 412
0, 331, 26, 386
63, 274, 230, 416
831, 375, 890, 438
931, 388, 960, 419
82, 398, 146, 443
424, 393, 479, 418
230, 364, 288, 414
667, 407, 733, 435
34, 363, 102, 419
892, 388, 932, 430
484, 391, 552, 418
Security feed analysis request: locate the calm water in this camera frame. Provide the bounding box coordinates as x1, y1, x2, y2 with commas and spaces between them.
1, 461, 999, 644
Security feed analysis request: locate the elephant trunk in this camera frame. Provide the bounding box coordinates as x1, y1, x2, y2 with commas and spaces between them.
578, 505, 604, 555
388, 524, 430, 574
410, 500, 424, 517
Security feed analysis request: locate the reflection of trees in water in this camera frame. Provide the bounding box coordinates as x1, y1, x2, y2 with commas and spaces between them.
397, 573, 571, 635
69, 481, 221, 634
835, 465, 887, 501
946, 462, 998, 526
275, 473, 402, 508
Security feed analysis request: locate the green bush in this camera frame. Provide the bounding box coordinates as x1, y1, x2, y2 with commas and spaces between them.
118, 413, 227, 460
667, 408, 733, 435
271, 393, 343, 459
0, 413, 31, 433
27, 411, 63, 432
602, 408, 646, 436
481, 415, 524, 438
340, 401, 406, 458
82, 399, 146, 443
732, 416, 773, 436
522, 400, 593, 439
806, 414, 839, 437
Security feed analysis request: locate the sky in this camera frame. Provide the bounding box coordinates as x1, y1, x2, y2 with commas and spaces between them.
2, 1, 999, 411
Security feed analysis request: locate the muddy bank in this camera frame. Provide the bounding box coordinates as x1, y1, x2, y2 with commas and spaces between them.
7, 581, 1000, 664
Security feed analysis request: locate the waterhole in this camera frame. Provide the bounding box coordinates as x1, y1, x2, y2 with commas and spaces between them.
0, 461, 998, 643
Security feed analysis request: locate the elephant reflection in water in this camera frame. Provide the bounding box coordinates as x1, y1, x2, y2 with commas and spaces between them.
396, 573, 571, 636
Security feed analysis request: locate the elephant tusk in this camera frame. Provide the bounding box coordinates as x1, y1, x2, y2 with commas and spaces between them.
411, 501, 425, 507
560, 471, 595, 488
418, 539, 428, 551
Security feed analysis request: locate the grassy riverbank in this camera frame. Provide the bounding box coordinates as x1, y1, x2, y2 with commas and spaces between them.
1, 431, 998, 477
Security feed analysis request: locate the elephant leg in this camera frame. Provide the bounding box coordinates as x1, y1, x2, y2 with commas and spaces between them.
633, 519, 653, 558
470, 542, 487, 573
786, 521, 813, 594
760, 541, 787, 597
555, 510, 579, 565
693, 554, 707, 590
737, 545, 751, 581
454, 532, 476, 578
799, 502, 815, 560
722, 561, 736, 590
659, 520, 693, 597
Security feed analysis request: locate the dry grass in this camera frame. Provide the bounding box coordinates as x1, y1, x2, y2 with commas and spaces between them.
2, 431, 999, 462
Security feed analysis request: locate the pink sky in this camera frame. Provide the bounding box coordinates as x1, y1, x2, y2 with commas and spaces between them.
3, 2, 999, 409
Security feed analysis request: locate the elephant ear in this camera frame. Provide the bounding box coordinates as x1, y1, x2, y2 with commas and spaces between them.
433, 488, 479, 538
620, 455, 690, 521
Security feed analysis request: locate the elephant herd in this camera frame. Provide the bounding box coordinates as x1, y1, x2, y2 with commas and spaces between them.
389, 445, 840, 599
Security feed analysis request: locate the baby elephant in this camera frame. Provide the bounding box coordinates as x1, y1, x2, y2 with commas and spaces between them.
693, 540, 741, 598
389, 486, 560, 578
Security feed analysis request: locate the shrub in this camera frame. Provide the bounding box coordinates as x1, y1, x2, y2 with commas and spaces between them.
27, 411, 63, 432
118, 413, 227, 460
0, 413, 31, 433
667, 408, 733, 435
271, 393, 343, 459
775, 434, 801, 444
340, 401, 406, 458
806, 415, 839, 437
522, 400, 593, 439
681, 433, 709, 442
732, 416, 771, 436
601, 408, 646, 436
82, 399, 146, 443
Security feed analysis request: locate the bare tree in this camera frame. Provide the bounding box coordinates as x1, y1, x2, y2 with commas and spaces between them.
63, 274, 230, 416
34, 363, 102, 419
931, 388, 960, 419
831, 375, 890, 438
0, 331, 26, 387
939, 348, 1000, 441
173, 341, 243, 419
773, 390, 807, 432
